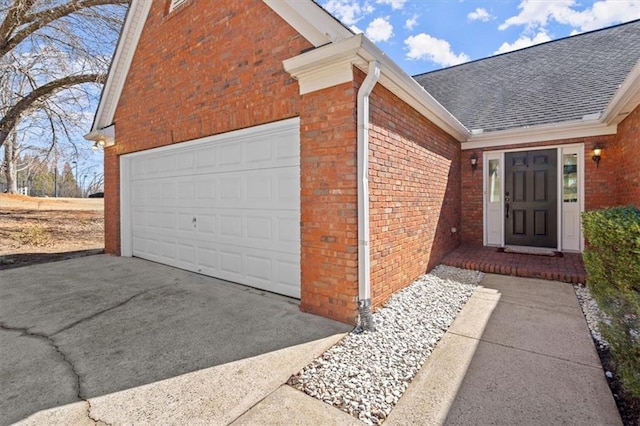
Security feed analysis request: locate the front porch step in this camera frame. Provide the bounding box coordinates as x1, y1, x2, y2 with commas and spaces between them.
441, 245, 587, 284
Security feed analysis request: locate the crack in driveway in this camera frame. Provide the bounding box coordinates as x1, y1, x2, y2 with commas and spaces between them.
0, 286, 168, 424
50, 287, 164, 337
0, 323, 98, 422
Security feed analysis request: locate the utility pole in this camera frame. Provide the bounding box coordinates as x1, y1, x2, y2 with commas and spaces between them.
72, 160, 78, 197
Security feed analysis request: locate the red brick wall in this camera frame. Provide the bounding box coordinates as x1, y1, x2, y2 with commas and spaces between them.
461, 135, 617, 246
615, 104, 640, 206
583, 135, 618, 211
461, 149, 483, 245
105, 0, 312, 254
368, 74, 461, 308
299, 81, 359, 324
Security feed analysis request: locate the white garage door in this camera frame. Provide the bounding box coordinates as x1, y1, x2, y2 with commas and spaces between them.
120, 119, 301, 298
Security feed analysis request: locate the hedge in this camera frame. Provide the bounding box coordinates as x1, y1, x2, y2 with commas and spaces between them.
582, 205, 640, 397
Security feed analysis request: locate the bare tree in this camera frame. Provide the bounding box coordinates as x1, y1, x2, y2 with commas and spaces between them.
0, 0, 128, 192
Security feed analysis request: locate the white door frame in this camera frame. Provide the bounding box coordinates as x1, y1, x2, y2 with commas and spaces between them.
482, 143, 585, 252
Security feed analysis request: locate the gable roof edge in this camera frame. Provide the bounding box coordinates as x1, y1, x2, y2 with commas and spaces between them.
600, 59, 640, 125
263, 0, 353, 46
88, 0, 151, 135
284, 34, 470, 141
461, 120, 617, 151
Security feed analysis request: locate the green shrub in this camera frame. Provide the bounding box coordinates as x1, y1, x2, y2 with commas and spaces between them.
582, 205, 640, 397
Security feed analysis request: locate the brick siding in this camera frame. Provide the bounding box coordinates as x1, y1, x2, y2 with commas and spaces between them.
298, 81, 360, 323
367, 72, 461, 308
615, 104, 640, 205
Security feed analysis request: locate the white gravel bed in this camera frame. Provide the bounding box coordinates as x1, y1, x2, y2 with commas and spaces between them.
288, 265, 484, 425
574, 284, 609, 350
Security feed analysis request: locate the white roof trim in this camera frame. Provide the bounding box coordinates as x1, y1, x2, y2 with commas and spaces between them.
284, 34, 470, 141
90, 0, 151, 132
461, 120, 617, 150
263, 0, 352, 46
600, 58, 640, 125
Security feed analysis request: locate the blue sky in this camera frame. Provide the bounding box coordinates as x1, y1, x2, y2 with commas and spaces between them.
321, 0, 640, 76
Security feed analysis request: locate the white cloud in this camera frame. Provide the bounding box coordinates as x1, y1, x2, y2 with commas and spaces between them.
494, 31, 552, 54
404, 33, 470, 67
376, 0, 407, 10
468, 7, 493, 22
500, 0, 640, 32
573, 0, 640, 31
405, 13, 418, 30
366, 17, 394, 42
323, 0, 374, 26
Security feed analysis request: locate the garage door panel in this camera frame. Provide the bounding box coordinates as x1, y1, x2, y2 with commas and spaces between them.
196, 179, 216, 199
161, 212, 177, 229
246, 138, 273, 164
220, 249, 242, 277
278, 217, 300, 243
246, 216, 272, 241
178, 181, 195, 200
176, 151, 195, 170
197, 214, 216, 234
161, 240, 177, 259
177, 244, 195, 263
219, 215, 242, 237
177, 213, 195, 231
195, 146, 216, 167
130, 133, 298, 179
134, 208, 298, 251
278, 258, 300, 289
133, 171, 298, 211
126, 118, 300, 298
246, 254, 272, 282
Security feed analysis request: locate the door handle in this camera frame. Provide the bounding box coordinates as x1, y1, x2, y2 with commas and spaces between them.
505, 192, 510, 219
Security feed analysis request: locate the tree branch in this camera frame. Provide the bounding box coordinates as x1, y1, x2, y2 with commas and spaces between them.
0, 0, 37, 52
0, 73, 106, 149
0, 0, 129, 58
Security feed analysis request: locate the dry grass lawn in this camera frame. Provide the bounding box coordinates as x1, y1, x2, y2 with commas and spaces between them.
0, 194, 104, 269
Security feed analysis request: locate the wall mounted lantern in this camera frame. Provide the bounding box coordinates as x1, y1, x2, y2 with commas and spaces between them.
592, 144, 603, 168
470, 153, 478, 172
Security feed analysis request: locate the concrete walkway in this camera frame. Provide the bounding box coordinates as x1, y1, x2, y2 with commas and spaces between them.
235, 274, 621, 425
387, 274, 621, 425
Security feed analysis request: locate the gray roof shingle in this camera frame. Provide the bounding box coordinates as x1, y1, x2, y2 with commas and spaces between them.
413, 20, 640, 133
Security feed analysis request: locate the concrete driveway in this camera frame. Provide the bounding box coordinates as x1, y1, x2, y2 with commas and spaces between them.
0, 255, 350, 425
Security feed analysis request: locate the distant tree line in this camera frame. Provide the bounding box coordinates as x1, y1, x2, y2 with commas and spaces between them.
0, 153, 103, 197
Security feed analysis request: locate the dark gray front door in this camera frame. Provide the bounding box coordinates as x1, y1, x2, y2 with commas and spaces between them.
505, 149, 557, 248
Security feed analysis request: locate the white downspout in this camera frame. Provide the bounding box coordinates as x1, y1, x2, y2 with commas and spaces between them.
357, 61, 380, 332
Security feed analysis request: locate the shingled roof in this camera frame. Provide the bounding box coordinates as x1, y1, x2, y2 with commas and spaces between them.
413, 19, 640, 133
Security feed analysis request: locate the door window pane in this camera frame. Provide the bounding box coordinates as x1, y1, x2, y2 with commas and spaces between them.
563, 153, 578, 203
489, 159, 501, 203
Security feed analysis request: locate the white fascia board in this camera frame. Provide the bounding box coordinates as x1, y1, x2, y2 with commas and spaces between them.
283, 35, 363, 94
357, 37, 469, 142
461, 120, 617, 151
263, 0, 352, 46
600, 58, 640, 125
91, 0, 152, 132
284, 34, 470, 141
